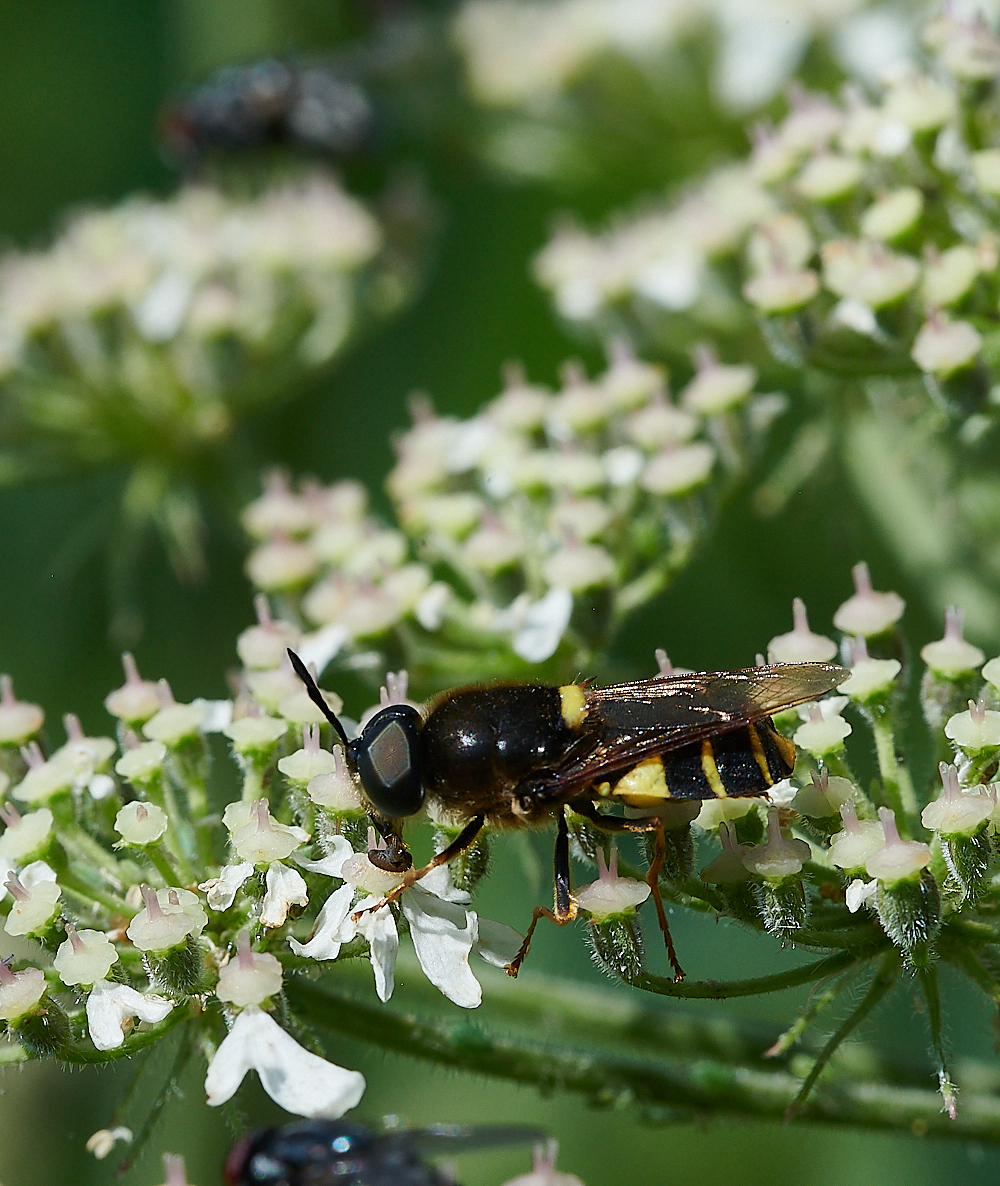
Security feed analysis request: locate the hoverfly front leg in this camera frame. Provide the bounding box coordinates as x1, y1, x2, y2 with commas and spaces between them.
367, 817, 414, 874
504, 810, 578, 978
569, 797, 684, 981
351, 814, 486, 920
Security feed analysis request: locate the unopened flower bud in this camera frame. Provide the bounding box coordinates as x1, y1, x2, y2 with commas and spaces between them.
944, 697, 1000, 752
125, 885, 207, 952
828, 800, 885, 871
216, 930, 283, 1007
114, 740, 167, 784
866, 807, 931, 885
503, 1140, 584, 1186
795, 153, 863, 201
922, 763, 993, 836
911, 315, 982, 376
104, 654, 160, 724
680, 353, 755, 416
971, 148, 1000, 194
541, 542, 614, 592
833, 562, 905, 637
224, 714, 287, 756
921, 607, 985, 677
143, 685, 207, 746
793, 700, 852, 757
0, 675, 44, 744
640, 443, 715, 495
53, 924, 119, 986
767, 598, 837, 663
232, 799, 309, 864
839, 636, 901, 702
742, 809, 810, 880
573, 848, 650, 920
0, 805, 52, 862
883, 73, 957, 131
4, 872, 61, 936
115, 800, 169, 845
0, 962, 46, 1021
700, 821, 750, 884
793, 770, 856, 820
695, 796, 760, 830
245, 534, 318, 592
277, 685, 344, 727
242, 471, 314, 539
859, 187, 923, 241
237, 596, 302, 669
742, 268, 819, 313
922, 244, 980, 307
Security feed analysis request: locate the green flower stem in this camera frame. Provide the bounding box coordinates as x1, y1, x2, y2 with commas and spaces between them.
288, 976, 1000, 1141
762, 977, 853, 1060
157, 778, 197, 882
784, 949, 901, 1121
57, 868, 132, 918
823, 752, 860, 787
915, 962, 957, 1118
869, 708, 913, 831
145, 842, 181, 887
633, 949, 868, 998
241, 765, 265, 804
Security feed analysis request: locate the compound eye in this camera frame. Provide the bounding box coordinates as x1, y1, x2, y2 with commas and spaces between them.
349, 705, 423, 818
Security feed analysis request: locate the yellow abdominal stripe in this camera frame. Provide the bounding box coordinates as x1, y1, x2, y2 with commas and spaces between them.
700, 741, 727, 798
612, 756, 671, 807
559, 684, 588, 729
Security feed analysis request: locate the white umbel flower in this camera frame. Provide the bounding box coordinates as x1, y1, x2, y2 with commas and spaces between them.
53, 925, 119, 986
198, 862, 254, 911
204, 1005, 366, 1117
261, 861, 308, 928
767, 597, 837, 663
216, 930, 283, 1007
86, 979, 174, 1051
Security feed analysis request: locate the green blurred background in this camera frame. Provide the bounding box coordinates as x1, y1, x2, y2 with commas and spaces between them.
0, 2, 997, 1183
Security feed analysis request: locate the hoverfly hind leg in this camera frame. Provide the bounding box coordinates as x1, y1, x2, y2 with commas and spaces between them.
505, 809, 577, 978
646, 818, 685, 982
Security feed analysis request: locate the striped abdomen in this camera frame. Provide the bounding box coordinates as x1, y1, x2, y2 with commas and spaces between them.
607, 719, 795, 809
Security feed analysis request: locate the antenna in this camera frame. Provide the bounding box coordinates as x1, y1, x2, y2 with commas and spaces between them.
286, 649, 350, 748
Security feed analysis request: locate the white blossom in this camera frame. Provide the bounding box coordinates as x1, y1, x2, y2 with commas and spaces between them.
204, 1005, 365, 1117
86, 979, 174, 1050
199, 862, 254, 911
261, 861, 309, 928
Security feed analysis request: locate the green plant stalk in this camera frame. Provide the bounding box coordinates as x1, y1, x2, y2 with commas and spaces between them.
784, 949, 901, 1120
287, 978, 1000, 1141
869, 708, 914, 830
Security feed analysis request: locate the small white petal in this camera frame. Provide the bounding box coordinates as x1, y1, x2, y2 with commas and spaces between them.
86, 979, 174, 1051
402, 886, 481, 1010
474, 918, 524, 969
296, 624, 348, 675
512, 588, 573, 663
355, 903, 398, 1002
845, 878, 878, 913
197, 699, 235, 733
295, 835, 355, 880
198, 863, 255, 912
288, 884, 356, 960
205, 1006, 366, 1118
87, 774, 116, 801
261, 862, 308, 928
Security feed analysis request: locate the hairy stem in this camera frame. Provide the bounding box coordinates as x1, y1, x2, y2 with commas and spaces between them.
287, 977, 1000, 1141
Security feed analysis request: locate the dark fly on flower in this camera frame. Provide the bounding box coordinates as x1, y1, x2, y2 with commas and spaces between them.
287, 649, 848, 979
224, 1119, 545, 1186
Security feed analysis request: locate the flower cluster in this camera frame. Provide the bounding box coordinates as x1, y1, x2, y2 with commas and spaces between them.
0, 639, 520, 1128
243, 347, 778, 682
0, 170, 420, 591
535, 11, 1000, 385
453, 0, 887, 134
533, 9, 1000, 635
5, 555, 1000, 1130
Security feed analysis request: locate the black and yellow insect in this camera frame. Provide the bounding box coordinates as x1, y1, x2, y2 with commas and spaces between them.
288, 652, 847, 978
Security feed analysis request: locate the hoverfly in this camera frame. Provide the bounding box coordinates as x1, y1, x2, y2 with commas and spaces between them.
288, 651, 847, 978
225, 1119, 545, 1186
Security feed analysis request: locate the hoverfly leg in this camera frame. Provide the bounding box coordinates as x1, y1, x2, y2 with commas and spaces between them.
505, 810, 577, 978
566, 797, 685, 980
351, 814, 486, 921
645, 818, 685, 982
